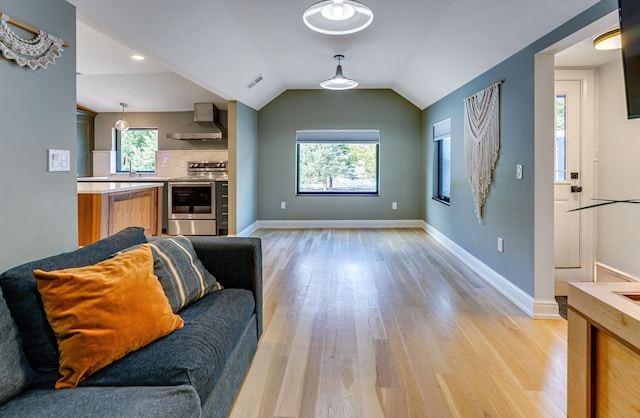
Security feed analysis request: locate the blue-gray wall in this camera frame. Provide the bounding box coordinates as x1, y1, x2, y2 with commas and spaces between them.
423, 0, 617, 296
234, 102, 259, 233
0, 0, 76, 272
258, 89, 422, 221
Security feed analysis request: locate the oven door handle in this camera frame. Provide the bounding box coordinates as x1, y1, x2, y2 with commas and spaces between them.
169, 182, 214, 187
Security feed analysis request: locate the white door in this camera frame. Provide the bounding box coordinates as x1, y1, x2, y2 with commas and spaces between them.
554, 70, 596, 294
554, 80, 584, 274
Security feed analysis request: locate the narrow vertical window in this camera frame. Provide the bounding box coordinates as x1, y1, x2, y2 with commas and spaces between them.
555, 95, 567, 181
433, 118, 451, 204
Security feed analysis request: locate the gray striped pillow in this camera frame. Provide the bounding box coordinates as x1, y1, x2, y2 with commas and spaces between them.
146, 236, 221, 312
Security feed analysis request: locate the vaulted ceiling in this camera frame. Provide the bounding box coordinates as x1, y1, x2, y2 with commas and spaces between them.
69, 0, 602, 113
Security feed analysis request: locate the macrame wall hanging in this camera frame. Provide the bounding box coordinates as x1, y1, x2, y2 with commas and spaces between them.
463, 81, 502, 223
0, 12, 69, 70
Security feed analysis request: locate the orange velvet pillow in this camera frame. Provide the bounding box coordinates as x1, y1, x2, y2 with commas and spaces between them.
34, 244, 184, 389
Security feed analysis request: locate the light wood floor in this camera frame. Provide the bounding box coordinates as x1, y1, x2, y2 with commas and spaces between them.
229, 229, 568, 418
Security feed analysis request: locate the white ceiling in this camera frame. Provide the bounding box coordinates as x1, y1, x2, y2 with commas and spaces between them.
70, 0, 616, 113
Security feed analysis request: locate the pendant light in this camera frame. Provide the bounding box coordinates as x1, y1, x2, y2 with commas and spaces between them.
115, 102, 130, 132
593, 28, 621, 50
303, 0, 373, 35
321, 55, 358, 90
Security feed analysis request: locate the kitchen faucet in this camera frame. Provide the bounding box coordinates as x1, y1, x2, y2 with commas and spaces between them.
123, 156, 138, 177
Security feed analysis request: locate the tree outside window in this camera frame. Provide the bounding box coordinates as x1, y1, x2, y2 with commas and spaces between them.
296, 130, 380, 195
117, 128, 158, 172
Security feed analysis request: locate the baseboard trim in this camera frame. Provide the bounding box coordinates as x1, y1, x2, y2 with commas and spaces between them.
424, 223, 559, 319
236, 222, 259, 237
256, 219, 425, 229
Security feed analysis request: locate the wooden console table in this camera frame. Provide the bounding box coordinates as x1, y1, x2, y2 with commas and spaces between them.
78, 182, 163, 246
568, 281, 640, 417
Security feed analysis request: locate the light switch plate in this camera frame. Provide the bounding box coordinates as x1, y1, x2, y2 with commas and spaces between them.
516, 164, 523, 180
48, 149, 70, 172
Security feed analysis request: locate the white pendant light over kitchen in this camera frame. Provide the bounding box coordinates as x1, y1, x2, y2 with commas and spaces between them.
303, 0, 373, 35
115, 102, 130, 132
320, 54, 358, 90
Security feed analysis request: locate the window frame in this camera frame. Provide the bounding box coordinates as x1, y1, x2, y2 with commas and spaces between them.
432, 118, 451, 205
295, 129, 380, 196
115, 127, 159, 173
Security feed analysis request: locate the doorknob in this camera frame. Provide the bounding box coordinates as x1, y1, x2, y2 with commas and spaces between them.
571, 186, 583, 193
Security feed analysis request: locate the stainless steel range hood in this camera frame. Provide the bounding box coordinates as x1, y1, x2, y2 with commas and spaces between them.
166, 103, 227, 140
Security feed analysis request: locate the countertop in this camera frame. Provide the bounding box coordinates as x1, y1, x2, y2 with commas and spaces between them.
78, 175, 174, 182
78, 175, 229, 182
77, 182, 164, 195
569, 281, 640, 347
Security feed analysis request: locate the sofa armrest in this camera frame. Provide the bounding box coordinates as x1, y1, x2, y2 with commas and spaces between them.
188, 237, 262, 338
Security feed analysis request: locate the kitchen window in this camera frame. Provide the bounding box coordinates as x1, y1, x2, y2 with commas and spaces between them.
433, 118, 451, 204
116, 128, 158, 173
296, 129, 380, 195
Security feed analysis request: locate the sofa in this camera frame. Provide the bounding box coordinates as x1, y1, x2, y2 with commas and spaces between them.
0, 227, 262, 418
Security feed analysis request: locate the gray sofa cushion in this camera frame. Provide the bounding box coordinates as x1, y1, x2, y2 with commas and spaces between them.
0, 227, 148, 388
0, 385, 201, 418
0, 288, 34, 405
81, 288, 255, 404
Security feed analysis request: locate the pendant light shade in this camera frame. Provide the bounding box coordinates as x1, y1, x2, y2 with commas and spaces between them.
115, 102, 130, 132
321, 55, 358, 90
593, 28, 621, 50
303, 0, 373, 35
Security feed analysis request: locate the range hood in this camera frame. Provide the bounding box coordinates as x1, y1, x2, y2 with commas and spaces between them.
166, 103, 227, 140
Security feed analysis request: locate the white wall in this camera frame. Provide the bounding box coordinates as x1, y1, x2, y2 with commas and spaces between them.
596, 58, 640, 276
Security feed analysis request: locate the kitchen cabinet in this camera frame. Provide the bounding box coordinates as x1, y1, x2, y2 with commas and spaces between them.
78, 182, 163, 246
76, 108, 96, 177
216, 181, 228, 236
78, 177, 170, 233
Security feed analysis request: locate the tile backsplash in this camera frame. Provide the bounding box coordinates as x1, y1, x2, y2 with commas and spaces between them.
155, 150, 229, 177
91, 149, 229, 177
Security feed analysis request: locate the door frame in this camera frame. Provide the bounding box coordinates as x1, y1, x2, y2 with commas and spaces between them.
554, 69, 596, 295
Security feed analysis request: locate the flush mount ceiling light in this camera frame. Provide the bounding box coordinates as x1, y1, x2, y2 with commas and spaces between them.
320, 54, 358, 90
303, 0, 373, 35
115, 102, 130, 132
593, 28, 621, 50
131, 54, 145, 61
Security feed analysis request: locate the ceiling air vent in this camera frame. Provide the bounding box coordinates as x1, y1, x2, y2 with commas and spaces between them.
246, 74, 263, 89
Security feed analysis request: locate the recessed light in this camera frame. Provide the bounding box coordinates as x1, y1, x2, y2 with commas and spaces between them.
131, 54, 145, 61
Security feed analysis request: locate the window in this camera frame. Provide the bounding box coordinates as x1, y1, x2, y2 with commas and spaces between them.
433, 118, 451, 204
555, 95, 567, 181
296, 130, 379, 195
116, 128, 158, 173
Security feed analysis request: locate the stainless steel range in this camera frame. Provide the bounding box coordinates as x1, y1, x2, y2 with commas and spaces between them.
168, 161, 228, 236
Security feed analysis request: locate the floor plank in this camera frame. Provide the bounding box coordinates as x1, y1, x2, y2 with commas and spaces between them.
229, 229, 567, 418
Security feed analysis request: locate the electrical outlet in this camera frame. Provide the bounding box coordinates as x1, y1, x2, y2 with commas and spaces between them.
280, 201, 286, 209
497, 237, 504, 253
392, 202, 398, 210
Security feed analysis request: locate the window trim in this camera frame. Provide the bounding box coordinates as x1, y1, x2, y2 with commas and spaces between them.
296, 129, 380, 196
433, 118, 451, 204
